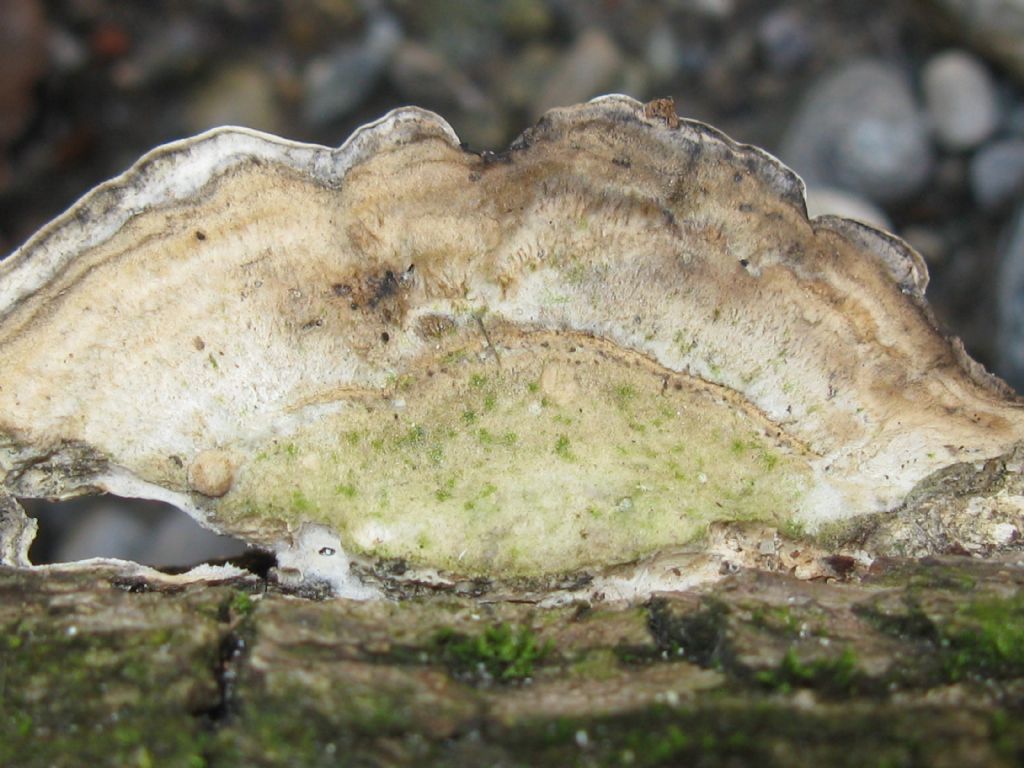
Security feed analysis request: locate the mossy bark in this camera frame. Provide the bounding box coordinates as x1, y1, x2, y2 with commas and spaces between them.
2, 556, 1023, 767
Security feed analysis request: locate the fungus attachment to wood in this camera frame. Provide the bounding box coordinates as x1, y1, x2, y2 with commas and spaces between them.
1, 96, 1022, 600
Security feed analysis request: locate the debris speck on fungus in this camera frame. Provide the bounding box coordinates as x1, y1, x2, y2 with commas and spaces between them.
1, 96, 1022, 600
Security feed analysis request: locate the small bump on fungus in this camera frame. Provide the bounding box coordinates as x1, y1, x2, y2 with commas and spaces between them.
0, 95, 1022, 601
188, 450, 235, 498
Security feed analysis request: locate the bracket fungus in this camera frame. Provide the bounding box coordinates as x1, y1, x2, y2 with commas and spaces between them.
1, 95, 1023, 600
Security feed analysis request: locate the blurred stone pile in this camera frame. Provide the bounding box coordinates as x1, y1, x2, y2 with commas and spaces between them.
4, 0, 1024, 567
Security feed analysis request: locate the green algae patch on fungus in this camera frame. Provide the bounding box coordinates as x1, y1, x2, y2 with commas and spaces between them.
217, 333, 812, 578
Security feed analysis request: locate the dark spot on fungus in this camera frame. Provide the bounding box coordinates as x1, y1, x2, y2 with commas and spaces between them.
332, 266, 414, 327
192, 337, 205, 351
195, 231, 206, 241
371, 270, 404, 307
739, 259, 750, 268
381, 332, 390, 343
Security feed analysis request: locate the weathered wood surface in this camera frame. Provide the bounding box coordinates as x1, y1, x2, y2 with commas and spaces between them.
1, 556, 1023, 767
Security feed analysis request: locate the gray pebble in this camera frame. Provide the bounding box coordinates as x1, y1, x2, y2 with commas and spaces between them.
54, 504, 153, 563
499, 0, 553, 41
389, 42, 488, 112
926, 0, 1024, 82
388, 42, 505, 149
997, 204, 1024, 391
646, 25, 681, 83
687, 0, 736, 19
1007, 102, 1024, 137
780, 59, 932, 204
804, 185, 892, 231
51, 501, 245, 567
901, 225, 948, 266
304, 13, 401, 125
186, 62, 282, 134
496, 44, 559, 112
0, 0, 46, 148
111, 18, 212, 91
970, 139, 1024, 210
532, 29, 625, 118
922, 50, 1000, 151
757, 8, 813, 73
147, 512, 248, 567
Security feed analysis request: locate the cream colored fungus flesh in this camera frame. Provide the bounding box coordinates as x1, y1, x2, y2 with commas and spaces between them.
218, 332, 810, 576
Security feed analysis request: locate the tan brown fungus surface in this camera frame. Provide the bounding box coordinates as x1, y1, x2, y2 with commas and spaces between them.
0, 96, 1021, 598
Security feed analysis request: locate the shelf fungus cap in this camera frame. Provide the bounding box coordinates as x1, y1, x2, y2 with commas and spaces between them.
2, 96, 1023, 599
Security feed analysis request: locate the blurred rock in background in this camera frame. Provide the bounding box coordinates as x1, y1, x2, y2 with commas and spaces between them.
3, 0, 1024, 566
0, 0, 47, 192
23, 498, 248, 569
780, 58, 934, 204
